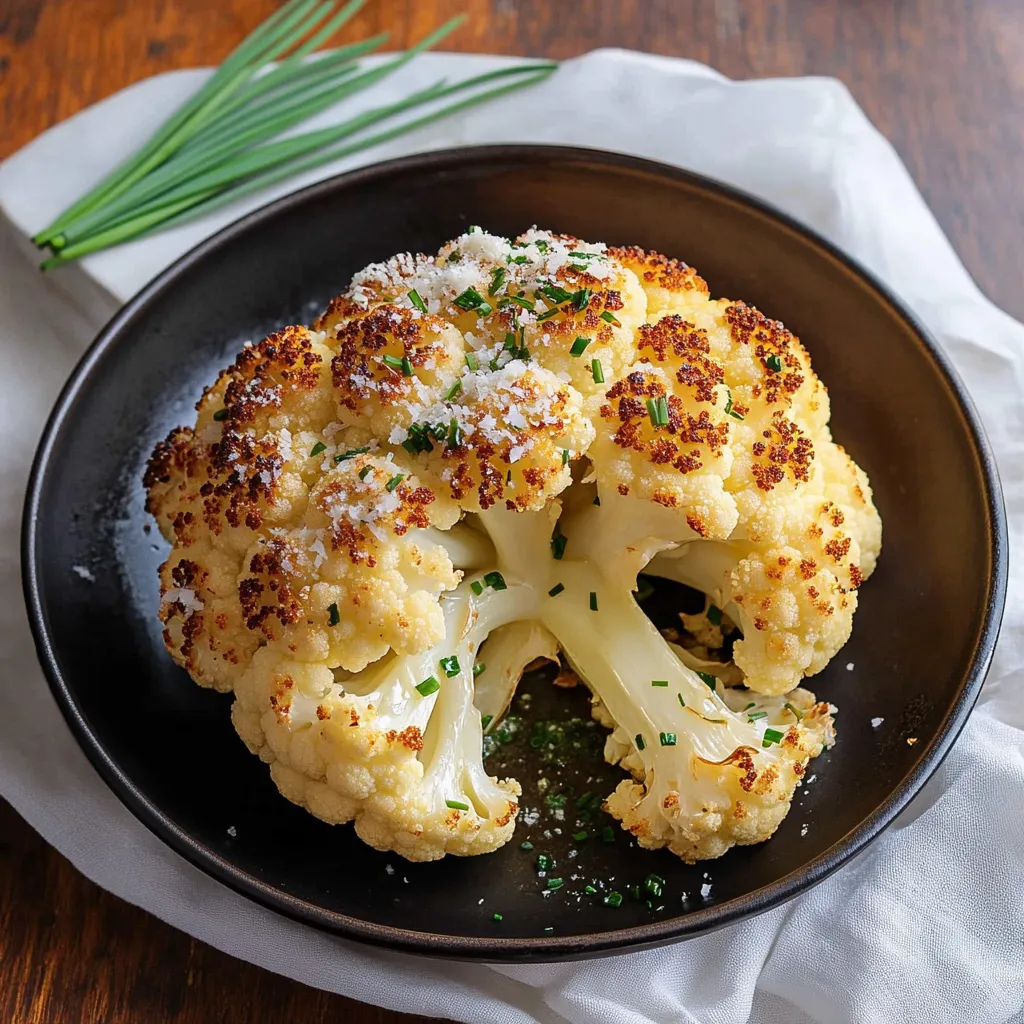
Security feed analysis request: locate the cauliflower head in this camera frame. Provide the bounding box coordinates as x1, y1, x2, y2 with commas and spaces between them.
146, 228, 880, 863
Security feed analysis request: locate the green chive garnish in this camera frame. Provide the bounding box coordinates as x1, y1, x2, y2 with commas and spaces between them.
492, 912, 503, 922
546, 877, 564, 890
569, 336, 590, 357
635, 733, 646, 751
489, 267, 506, 296
453, 286, 486, 311
334, 445, 370, 463
657, 396, 669, 425
473, 662, 486, 677
562, 448, 571, 466
382, 353, 404, 371
599, 310, 621, 326
520, 841, 534, 851
439, 655, 461, 677
499, 294, 534, 310
743, 702, 756, 711
647, 398, 659, 427
603, 892, 623, 907
572, 830, 588, 841
571, 287, 592, 311
541, 283, 573, 304
503, 332, 517, 350
327, 602, 340, 626
213, 407, 229, 421
784, 702, 804, 720
766, 353, 783, 372
602, 825, 615, 843
444, 379, 463, 401
697, 671, 717, 691
659, 732, 677, 746
707, 604, 723, 625
762, 727, 785, 747
400, 356, 414, 377
589, 591, 598, 611
651, 680, 668, 687
465, 351, 479, 371
385, 473, 404, 492
470, 580, 484, 595
408, 289, 427, 313
483, 571, 507, 591
416, 676, 440, 696
536, 307, 561, 322
481, 713, 493, 729
550, 525, 567, 560
446, 798, 470, 811
548, 583, 565, 597
748, 711, 768, 721
591, 358, 605, 384
358, 466, 372, 480
535, 854, 551, 871
447, 417, 462, 448
677, 693, 686, 707
644, 873, 665, 897
585, 884, 597, 894
309, 441, 326, 457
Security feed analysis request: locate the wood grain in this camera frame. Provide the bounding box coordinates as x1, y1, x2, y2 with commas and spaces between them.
2, 0, 1022, 1020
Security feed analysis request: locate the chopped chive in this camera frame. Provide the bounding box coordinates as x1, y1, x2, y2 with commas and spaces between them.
728, 407, 745, 421
481, 713, 493, 729
520, 841, 534, 851
499, 294, 535, 310
545, 792, 567, 809
657, 396, 669, 425
439, 655, 461, 677
507, 254, 529, 265
447, 417, 462, 448
644, 873, 665, 897
784, 702, 804, 720
659, 732, 677, 747
628, 884, 641, 901
707, 604, 723, 626
635, 733, 646, 751
562, 448, 571, 466
548, 583, 565, 597
416, 676, 440, 697
503, 332, 517, 350
603, 892, 623, 907
575, 791, 593, 808
444, 379, 463, 401
488, 267, 506, 296
453, 286, 486, 311
358, 465, 372, 480
382, 353, 404, 371
677, 693, 686, 707
762, 727, 785, 747
536, 307, 562, 322
599, 310, 621, 326
569, 336, 591, 357
506, 469, 513, 485
571, 287, 592, 311
541, 283, 573, 304
334, 445, 370, 463
766, 353, 783, 372
743, 702, 756, 711
585, 884, 597, 894
602, 825, 616, 843
697, 671, 717, 691
468, 225, 481, 234
546, 877, 564, 890
492, 912, 503, 922
483, 570, 508, 591
470, 580, 484, 595
591, 358, 605, 384
647, 398, 659, 427
385, 473, 405, 492
309, 441, 326, 457
327, 602, 340, 627
408, 289, 427, 313
445, 798, 470, 811
535, 854, 551, 871
543, 926, 554, 933
213, 407, 229, 421
651, 679, 668, 687
400, 356, 414, 377
550, 524, 567, 560
572, 830, 588, 841
534, 240, 550, 253
465, 351, 479, 371
748, 711, 768, 721
473, 662, 486, 677
589, 591, 598, 611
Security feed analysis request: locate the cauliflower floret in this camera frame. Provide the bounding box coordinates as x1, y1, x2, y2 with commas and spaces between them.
147, 229, 880, 864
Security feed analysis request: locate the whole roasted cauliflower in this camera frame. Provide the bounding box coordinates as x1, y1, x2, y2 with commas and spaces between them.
146, 228, 881, 864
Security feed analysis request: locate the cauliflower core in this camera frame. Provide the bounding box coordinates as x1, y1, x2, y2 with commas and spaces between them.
146, 228, 881, 863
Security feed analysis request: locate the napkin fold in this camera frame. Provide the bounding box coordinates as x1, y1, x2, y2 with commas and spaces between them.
1, 48, 1022, 1024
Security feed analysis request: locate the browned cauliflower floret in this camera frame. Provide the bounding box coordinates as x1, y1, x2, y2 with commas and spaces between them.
147, 229, 880, 864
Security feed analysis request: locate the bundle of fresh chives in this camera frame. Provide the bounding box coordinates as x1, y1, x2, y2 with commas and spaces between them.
33, 0, 555, 269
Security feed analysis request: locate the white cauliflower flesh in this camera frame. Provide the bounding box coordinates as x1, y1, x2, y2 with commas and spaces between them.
146, 228, 880, 863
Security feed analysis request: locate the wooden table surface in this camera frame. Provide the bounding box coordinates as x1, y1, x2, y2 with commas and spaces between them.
1, 0, 1021, 1021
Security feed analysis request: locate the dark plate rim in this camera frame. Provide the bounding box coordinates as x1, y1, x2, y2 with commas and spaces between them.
21, 144, 1008, 961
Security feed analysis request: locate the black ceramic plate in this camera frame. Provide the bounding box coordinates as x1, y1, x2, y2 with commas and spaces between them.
23, 146, 1006, 961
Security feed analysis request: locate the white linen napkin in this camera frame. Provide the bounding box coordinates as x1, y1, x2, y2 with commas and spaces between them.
1, 48, 1022, 1024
